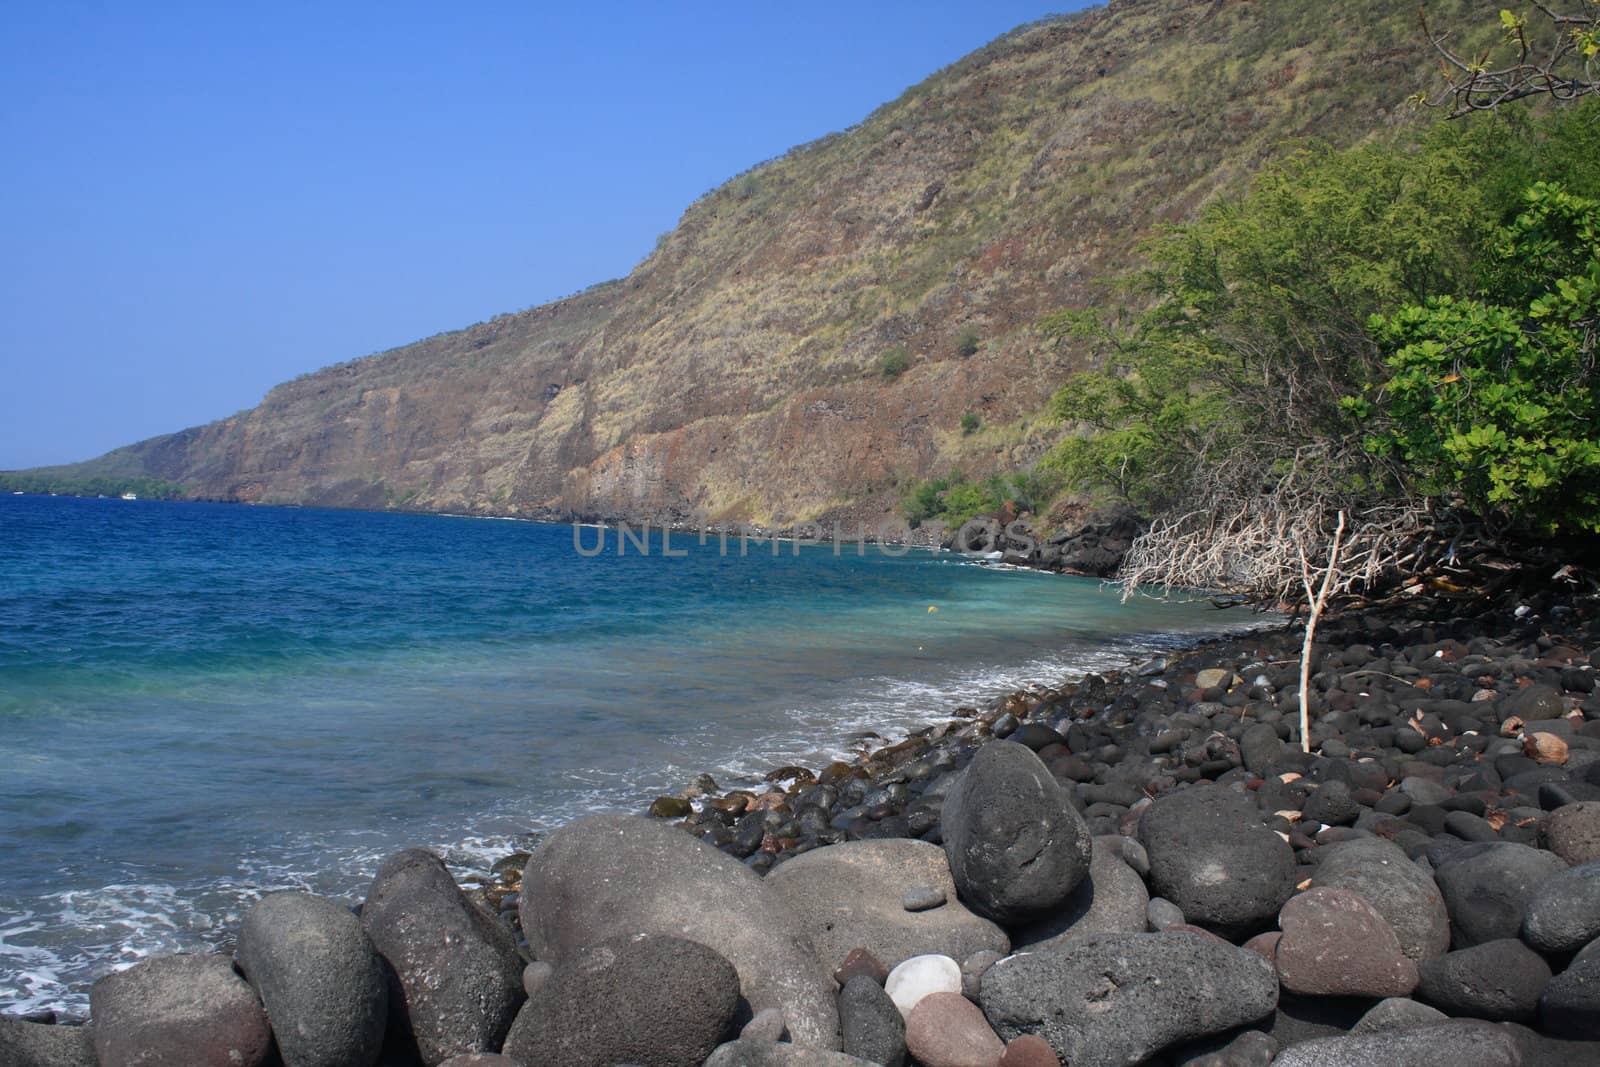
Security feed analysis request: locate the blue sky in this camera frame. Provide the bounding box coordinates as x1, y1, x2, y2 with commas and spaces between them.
0, 2, 1090, 470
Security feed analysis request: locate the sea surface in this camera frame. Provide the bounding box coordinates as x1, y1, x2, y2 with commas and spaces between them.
0, 494, 1260, 1013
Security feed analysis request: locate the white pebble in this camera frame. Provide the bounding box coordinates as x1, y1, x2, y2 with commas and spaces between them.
885, 953, 962, 1019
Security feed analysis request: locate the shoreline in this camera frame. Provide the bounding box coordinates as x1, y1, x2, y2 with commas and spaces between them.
7, 578, 1600, 1064
0, 570, 1272, 1022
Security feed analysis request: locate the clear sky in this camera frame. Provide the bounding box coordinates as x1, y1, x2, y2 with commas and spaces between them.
0, 2, 1092, 470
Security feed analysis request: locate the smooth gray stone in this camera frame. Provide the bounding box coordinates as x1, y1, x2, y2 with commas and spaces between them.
235, 891, 387, 1067
705, 1040, 880, 1067
1351, 997, 1447, 1033
89, 954, 273, 1067
0, 1016, 95, 1067
1433, 842, 1567, 947
1270, 1021, 1524, 1066
520, 815, 839, 1048
501, 934, 740, 1067
1012, 836, 1148, 950
1416, 940, 1551, 1022
361, 849, 524, 1065
1523, 859, 1600, 953
766, 839, 1006, 973
979, 931, 1278, 1067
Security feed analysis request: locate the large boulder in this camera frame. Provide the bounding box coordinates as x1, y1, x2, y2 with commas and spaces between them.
89, 954, 273, 1067
1522, 859, 1600, 953
1138, 784, 1296, 937
979, 931, 1278, 1067
501, 933, 739, 1067
1274, 887, 1418, 998
1432, 842, 1568, 947
1269, 1021, 1524, 1067
1311, 837, 1450, 961
234, 891, 387, 1067
941, 741, 1092, 926
519, 814, 839, 1048
766, 840, 1008, 971
360, 849, 524, 1065
0, 1016, 95, 1067
1011, 837, 1148, 951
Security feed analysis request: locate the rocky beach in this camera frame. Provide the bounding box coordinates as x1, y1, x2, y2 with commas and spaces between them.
4, 574, 1599, 1067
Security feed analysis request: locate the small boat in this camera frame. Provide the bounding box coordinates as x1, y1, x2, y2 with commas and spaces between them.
120, 492, 138, 500
9, 491, 21, 495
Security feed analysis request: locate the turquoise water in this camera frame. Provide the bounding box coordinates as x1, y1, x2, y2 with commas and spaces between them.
0, 495, 1251, 1013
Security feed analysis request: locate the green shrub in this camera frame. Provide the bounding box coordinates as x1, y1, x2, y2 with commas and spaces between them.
1366, 183, 1600, 532
960, 413, 980, 435
878, 347, 912, 380
956, 328, 981, 358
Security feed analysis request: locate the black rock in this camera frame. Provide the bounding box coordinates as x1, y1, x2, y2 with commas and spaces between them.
941, 740, 1092, 926
1432, 841, 1568, 947
501, 933, 740, 1067
360, 849, 525, 1064
1502, 685, 1568, 721
1522, 858, 1600, 953
1240, 723, 1287, 776
838, 974, 906, 1067
1416, 939, 1551, 1022
235, 891, 388, 1067
979, 931, 1278, 1067
1539, 950, 1600, 1039
1302, 780, 1361, 827
1139, 784, 1296, 938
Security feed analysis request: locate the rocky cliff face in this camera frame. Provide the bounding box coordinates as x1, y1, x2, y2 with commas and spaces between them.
42, 0, 1477, 523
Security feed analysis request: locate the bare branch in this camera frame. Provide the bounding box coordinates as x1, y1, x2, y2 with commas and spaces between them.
1419, 4, 1599, 118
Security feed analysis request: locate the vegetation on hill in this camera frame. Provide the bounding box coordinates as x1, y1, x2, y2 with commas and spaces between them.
0, 472, 191, 500
1038, 95, 1600, 599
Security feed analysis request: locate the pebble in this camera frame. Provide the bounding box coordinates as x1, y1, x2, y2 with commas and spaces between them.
884, 954, 962, 1019
905, 991, 1004, 1067
902, 885, 947, 912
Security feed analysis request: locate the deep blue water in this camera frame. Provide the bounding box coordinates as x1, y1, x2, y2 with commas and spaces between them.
0, 494, 1253, 1012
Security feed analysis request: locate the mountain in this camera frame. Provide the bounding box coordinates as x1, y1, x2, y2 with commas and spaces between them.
21, 0, 1490, 524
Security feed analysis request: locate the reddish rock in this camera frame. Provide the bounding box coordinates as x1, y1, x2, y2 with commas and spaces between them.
835, 946, 890, 985
905, 991, 1004, 1067
90, 954, 273, 1067
1000, 1034, 1059, 1067
1275, 888, 1418, 998
1243, 931, 1281, 965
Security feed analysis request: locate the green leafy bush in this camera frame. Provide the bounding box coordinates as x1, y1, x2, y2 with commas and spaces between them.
878, 347, 912, 380
956, 328, 981, 358
1368, 183, 1600, 532
960, 413, 980, 434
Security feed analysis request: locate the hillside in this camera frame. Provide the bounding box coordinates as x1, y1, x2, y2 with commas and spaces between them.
20, 0, 1496, 525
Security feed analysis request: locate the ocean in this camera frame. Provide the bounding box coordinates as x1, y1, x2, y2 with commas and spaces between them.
0, 494, 1255, 1013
